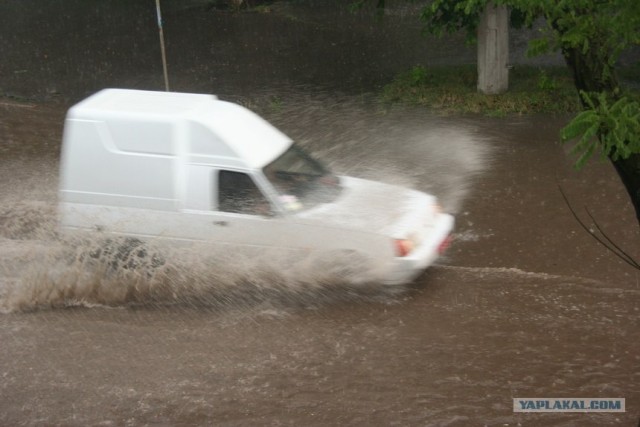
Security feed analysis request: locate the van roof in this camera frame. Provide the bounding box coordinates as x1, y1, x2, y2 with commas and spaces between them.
67, 89, 292, 168
70, 88, 217, 117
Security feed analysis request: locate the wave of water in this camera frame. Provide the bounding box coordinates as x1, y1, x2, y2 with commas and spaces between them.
0, 231, 404, 313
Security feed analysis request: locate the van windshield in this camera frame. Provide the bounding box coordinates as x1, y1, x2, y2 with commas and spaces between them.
263, 144, 342, 211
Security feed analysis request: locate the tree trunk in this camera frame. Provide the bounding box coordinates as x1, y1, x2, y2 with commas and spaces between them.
612, 154, 640, 224
561, 45, 621, 95
477, 2, 509, 94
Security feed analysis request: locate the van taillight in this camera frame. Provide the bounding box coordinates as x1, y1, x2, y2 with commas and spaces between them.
394, 239, 414, 257
438, 235, 452, 254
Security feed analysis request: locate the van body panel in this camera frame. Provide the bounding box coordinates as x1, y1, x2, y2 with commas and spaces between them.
60, 202, 393, 267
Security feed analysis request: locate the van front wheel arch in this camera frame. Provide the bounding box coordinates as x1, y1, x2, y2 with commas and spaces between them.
313, 249, 375, 283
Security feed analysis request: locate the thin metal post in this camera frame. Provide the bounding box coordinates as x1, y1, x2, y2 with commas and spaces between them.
155, 0, 170, 91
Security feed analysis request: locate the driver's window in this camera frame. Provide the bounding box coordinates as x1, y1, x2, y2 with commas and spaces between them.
218, 170, 272, 216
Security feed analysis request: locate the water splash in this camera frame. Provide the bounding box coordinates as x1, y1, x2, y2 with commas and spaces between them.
0, 234, 400, 313
253, 91, 492, 213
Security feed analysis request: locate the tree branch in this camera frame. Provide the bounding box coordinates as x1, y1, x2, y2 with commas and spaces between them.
558, 185, 640, 271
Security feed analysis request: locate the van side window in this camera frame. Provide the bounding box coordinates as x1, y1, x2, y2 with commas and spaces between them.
218, 170, 271, 216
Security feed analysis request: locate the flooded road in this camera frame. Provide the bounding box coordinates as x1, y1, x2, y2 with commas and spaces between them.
2, 93, 638, 427
1, 1, 639, 426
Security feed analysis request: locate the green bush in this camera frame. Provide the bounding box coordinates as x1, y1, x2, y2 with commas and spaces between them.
381, 65, 581, 115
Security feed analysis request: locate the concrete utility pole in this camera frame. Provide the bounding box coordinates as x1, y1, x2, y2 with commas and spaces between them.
477, 2, 509, 94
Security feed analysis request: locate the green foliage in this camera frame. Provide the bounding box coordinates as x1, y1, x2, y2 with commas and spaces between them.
562, 93, 640, 168
382, 65, 579, 115
211, 0, 276, 13
349, 0, 386, 19
406, 65, 430, 86
420, 0, 487, 43
526, 37, 551, 57
536, 70, 558, 91
421, 0, 639, 66
519, 0, 640, 165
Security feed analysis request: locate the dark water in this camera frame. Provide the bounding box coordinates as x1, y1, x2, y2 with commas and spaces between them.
1, 1, 639, 426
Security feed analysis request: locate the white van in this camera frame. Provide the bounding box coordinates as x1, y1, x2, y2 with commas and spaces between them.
59, 89, 453, 284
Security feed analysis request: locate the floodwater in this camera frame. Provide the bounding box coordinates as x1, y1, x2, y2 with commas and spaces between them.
1, 1, 639, 426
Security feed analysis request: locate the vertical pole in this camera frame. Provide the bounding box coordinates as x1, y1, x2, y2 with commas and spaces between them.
155, 0, 170, 91
477, 2, 509, 94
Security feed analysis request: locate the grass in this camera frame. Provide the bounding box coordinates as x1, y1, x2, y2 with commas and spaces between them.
380, 65, 581, 116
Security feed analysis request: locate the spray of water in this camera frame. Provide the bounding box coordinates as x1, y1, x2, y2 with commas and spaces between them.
1, 233, 399, 313
254, 91, 492, 213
